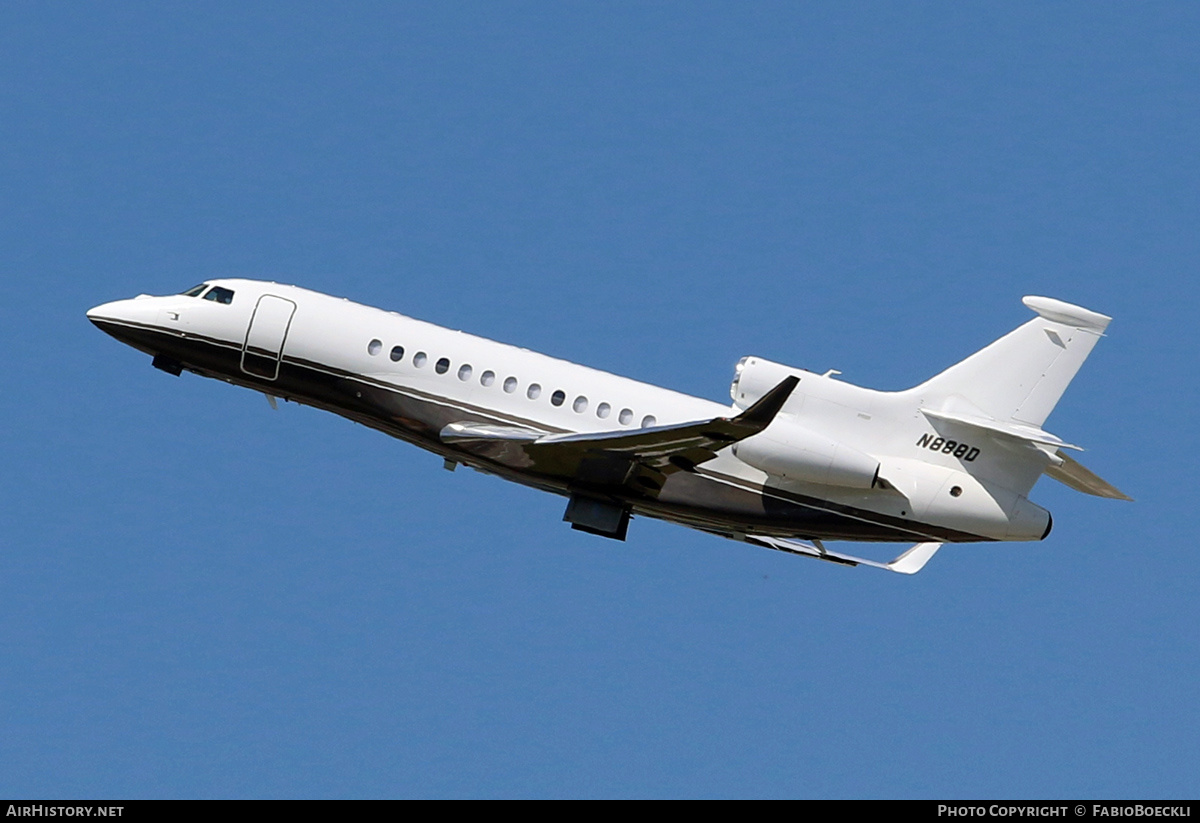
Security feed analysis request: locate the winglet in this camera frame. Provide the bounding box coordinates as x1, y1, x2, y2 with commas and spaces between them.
885, 542, 942, 574
731, 375, 799, 429
745, 534, 943, 574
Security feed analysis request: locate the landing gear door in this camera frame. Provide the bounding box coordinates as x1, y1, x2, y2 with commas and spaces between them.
241, 295, 296, 381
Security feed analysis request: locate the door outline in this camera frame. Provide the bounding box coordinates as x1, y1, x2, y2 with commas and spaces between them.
241, 295, 297, 381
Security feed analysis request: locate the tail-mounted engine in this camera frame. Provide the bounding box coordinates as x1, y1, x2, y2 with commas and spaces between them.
732, 423, 880, 488
729, 356, 880, 488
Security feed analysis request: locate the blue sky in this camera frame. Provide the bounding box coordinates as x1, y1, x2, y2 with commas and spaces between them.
2, 3, 1196, 798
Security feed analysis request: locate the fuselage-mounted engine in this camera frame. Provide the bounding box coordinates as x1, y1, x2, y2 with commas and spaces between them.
728, 356, 881, 489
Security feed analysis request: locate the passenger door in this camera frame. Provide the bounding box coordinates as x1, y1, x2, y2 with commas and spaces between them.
241, 295, 296, 380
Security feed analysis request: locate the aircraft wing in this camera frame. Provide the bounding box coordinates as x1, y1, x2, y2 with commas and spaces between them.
441, 376, 799, 485
745, 535, 943, 574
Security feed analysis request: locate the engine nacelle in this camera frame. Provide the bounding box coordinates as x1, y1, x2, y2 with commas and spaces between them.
733, 422, 881, 489
731, 355, 816, 411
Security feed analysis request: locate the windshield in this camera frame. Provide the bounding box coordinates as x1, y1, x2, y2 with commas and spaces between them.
178, 283, 235, 304
203, 286, 235, 305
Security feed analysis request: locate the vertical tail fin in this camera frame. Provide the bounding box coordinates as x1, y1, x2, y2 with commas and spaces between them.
913, 296, 1110, 427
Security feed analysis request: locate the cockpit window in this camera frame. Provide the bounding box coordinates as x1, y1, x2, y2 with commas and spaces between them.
203, 286, 235, 305
181, 284, 208, 297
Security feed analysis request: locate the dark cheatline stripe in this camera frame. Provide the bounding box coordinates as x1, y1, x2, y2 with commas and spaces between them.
92, 317, 991, 543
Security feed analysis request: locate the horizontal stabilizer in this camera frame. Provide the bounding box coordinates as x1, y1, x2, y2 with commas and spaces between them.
746, 535, 942, 574
921, 408, 1082, 450
1045, 451, 1133, 501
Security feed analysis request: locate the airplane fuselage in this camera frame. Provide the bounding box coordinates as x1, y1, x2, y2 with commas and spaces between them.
89, 278, 1123, 569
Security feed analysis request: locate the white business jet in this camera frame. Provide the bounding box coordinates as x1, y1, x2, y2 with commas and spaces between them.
88, 280, 1129, 574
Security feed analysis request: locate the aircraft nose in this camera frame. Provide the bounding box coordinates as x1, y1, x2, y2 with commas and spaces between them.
87, 296, 156, 343
87, 294, 159, 323
87, 300, 119, 324
87, 299, 131, 335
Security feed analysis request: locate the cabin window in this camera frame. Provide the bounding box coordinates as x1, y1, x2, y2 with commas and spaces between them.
203, 286, 235, 304
481, 370, 496, 387
503, 376, 518, 393
414, 352, 427, 368
573, 396, 588, 413
390, 345, 405, 362
527, 383, 542, 400
458, 364, 472, 381
435, 357, 450, 374
367, 339, 382, 356
619, 408, 633, 425
642, 415, 657, 428
550, 390, 565, 407
596, 402, 611, 419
